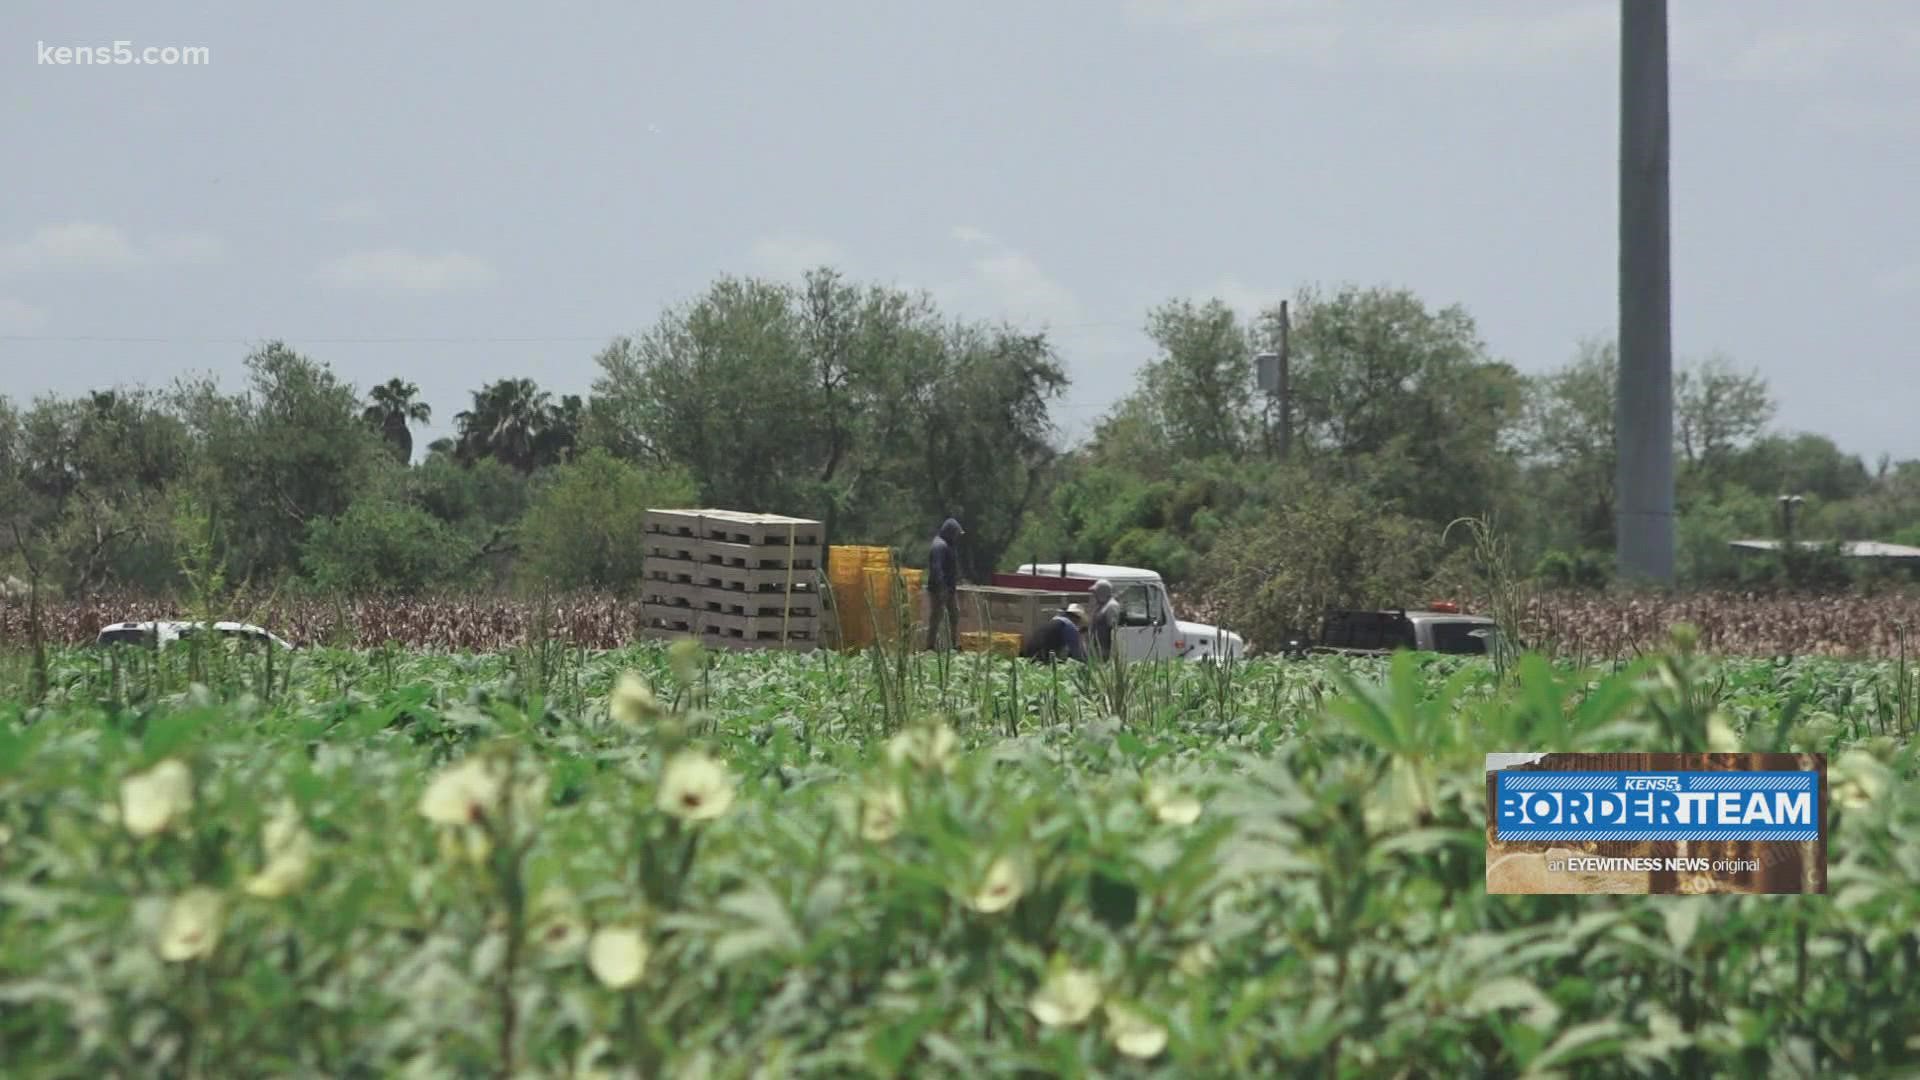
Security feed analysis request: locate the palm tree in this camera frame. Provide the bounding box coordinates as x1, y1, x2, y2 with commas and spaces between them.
533, 394, 585, 469
361, 378, 433, 464
453, 378, 551, 473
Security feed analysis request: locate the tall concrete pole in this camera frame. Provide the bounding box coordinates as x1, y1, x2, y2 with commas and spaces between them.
1616, 0, 1675, 584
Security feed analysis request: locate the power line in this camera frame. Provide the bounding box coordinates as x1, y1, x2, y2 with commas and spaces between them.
0, 320, 1146, 347
0, 334, 609, 344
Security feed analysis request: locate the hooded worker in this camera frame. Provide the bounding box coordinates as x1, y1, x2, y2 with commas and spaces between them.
924, 517, 965, 651
1088, 579, 1121, 659
1021, 604, 1088, 664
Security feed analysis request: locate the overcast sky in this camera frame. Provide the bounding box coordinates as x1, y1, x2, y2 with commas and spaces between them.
4, 1, 1916, 461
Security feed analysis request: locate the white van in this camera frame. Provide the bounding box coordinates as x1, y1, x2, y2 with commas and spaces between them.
1015, 562, 1244, 662
94, 620, 294, 650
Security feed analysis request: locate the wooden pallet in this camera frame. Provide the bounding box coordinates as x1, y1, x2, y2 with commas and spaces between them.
701, 612, 818, 643
644, 509, 825, 549
645, 580, 817, 616
638, 626, 816, 651
699, 538, 819, 571
697, 564, 822, 594
645, 541, 820, 573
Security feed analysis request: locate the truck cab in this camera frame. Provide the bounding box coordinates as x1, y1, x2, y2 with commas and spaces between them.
1013, 562, 1244, 661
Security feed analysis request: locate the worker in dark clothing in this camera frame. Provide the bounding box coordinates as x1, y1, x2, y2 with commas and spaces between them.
924, 517, 964, 651
1021, 605, 1088, 664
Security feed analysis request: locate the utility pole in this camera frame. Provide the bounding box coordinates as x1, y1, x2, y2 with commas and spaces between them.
1256, 300, 1291, 460
1615, 0, 1675, 585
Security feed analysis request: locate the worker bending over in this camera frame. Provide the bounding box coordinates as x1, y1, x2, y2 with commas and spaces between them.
1021, 604, 1089, 663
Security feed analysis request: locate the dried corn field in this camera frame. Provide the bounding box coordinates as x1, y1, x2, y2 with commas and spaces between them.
6, 588, 1920, 658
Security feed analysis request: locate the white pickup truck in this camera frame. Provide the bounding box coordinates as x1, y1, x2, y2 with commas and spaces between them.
1013, 562, 1245, 662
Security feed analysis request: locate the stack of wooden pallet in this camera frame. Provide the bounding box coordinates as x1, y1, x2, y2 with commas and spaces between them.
639, 509, 824, 650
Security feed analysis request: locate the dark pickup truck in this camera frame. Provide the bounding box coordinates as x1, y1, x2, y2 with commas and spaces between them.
1282, 606, 1500, 658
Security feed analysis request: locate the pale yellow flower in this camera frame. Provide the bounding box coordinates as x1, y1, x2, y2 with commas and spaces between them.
1028, 965, 1102, 1027
538, 913, 588, 956
531, 887, 588, 956
668, 638, 704, 687
859, 784, 906, 843
512, 768, 551, 825
968, 855, 1025, 914
610, 672, 662, 727
461, 826, 492, 865
157, 887, 224, 962
587, 926, 649, 989
656, 749, 735, 822
1144, 780, 1202, 826
885, 723, 959, 773
1175, 940, 1217, 978
121, 759, 194, 838
243, 802, 315, 899
1706, 713, 1742, 752
1833, 749, 1889, 809
1104, 1001, 1169, 1058
0, 823, 12, 847
419, 756, 506, 826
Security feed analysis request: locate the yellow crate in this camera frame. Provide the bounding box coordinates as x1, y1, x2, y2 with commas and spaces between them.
959, 631, 1023, 657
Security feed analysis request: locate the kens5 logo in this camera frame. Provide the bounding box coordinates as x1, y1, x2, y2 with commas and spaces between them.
1623, 775, 1681, 791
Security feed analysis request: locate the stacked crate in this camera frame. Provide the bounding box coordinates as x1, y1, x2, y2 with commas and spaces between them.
824, 546, 929, 651
640, 509, 824, 650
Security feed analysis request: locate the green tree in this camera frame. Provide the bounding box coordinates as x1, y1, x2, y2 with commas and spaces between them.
300, 498, 473, 595
514, 449, 698, 592
1199, 472, 1450, 651
590, 268, 1066, 567
361, 378, 433, 464
1266, 284, 1524, 527
592, 274, 843, 517
1675, 354, 1774, 484
171, 343, 388, 585
913, 323, 1068, 577
1135, 298, 1256, 461
1724, 433, 1870, 504
1519, 339, 1617, 552
3, 388, 195, 592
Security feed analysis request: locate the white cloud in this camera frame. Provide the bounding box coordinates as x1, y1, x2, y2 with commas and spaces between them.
745, 234, 845, 279
0, 297, 46, 332
1204, 275, 1287, 320
971, 251, 1082, 326
0, 222, 141, 273
315, 249, 496, 294
942, 226, 1083, 328
325, 198, 381, 223
0, 222, 223, 275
